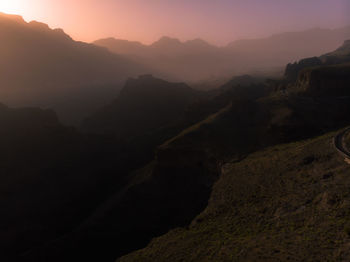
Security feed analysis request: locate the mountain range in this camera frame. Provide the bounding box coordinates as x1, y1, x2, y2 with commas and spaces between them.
0, 39, 347, 261
0, 12, 149, 124
1, 11, 350, 125
95, 27, 350, 82
1, 10, 350, 262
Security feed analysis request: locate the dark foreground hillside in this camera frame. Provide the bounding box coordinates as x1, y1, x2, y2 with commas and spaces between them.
119, 131, 350, 261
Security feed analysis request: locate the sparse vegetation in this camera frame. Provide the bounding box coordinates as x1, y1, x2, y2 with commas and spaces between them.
119, 132, 350, 261
1, 7, 350, 262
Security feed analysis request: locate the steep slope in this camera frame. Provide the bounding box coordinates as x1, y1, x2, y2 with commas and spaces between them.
16, 77, 273, 262
285, 39, 350, 82
0, 103, 155, 261
115, 42, 350, 261
93, 38, 148, 55
19, 62, 350, 261
119, 131, 350, 261
0, 12, 148, 124
82, 75, 202, 139
282, 41, 350, 95
296, 63, 350, 96
95, 27, 350, 82
0, 104, 95, 259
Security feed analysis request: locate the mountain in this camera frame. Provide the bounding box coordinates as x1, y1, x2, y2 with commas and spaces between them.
3, 29, 350, 262
82, 75, 202, 138
115, 43, 350, 261
0, 104, 97, 259
285, 39, 350, 81
0, 101, 177, 261
94, 27, 350, 82
224, 27, 350, 71
94, 36, 219, 82
14, 38, 350, 260
282, 39, 350, 96
0, 12, 149, 124
119, 131, 350, 262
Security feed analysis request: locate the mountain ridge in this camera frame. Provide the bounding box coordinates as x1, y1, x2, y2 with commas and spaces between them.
94, 26, 350, 82
0, 12, 151, 124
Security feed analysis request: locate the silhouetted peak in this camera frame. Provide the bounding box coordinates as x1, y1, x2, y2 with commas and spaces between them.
121, 75, 191, 98
29, 20, 50, 30
0, 12, 25, 24
185, 38, 213, 47
137, 74, 156, 80
53, 28, 71, 38
185, 38, 217, 50
95, 37, 144, 46
221, 75, 264, 91
125, 75, 172, 88
28, 21, 71, 40
151, 36, 182, 48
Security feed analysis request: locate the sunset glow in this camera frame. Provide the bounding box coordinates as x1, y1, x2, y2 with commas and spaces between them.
0, 0, 349, 44
0, 0, 22, 15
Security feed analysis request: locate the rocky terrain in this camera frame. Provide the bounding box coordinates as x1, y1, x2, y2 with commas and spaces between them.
114, 41, 350, 261
119, 131, 350, 261
1, 12, 350, 261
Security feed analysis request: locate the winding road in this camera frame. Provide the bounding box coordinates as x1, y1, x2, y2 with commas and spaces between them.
334, 128, 350, 160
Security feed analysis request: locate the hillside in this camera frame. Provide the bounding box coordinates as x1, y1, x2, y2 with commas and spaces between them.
283, 41, 350, 95
0, 103, 160, 261
0, 12, 148, 124
0, 104, 94, 259
22, 75, 350, 261
94, 27, 350, 82
114, 41, 350, 262
4, 40, 350, 262
296, 63, 350, 96
119, 131, 350, 261
81, 75, 202, 138
285, 39, 350, 82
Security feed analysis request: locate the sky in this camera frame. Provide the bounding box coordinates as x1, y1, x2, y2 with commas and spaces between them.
0, 0, 349, 45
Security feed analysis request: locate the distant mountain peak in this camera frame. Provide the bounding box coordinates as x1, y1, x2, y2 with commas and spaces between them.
125, 74, 172, 88
28, 20, 50, 30
95, 37, 144, 46
151, 36, 182, 47
185, 38, 213, 47
0, 12, 25, 24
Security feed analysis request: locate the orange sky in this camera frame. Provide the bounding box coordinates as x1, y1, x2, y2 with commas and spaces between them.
0, 0, 349, 45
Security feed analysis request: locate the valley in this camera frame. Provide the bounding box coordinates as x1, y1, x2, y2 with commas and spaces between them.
0, 4, 350, 261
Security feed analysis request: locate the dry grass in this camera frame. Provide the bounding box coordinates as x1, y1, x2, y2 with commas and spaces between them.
119, 131, 350, 261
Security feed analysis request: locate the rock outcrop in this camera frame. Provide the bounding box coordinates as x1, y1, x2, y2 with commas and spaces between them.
296, 64, 350, 96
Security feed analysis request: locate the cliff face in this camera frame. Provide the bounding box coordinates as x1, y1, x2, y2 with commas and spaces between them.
296, 64, 350, 96
284, 57, 323, 81
284, 40, 350, 82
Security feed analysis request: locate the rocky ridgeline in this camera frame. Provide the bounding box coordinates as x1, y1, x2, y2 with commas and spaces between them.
284, 40, 350, 82
296, 64, 350, 96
